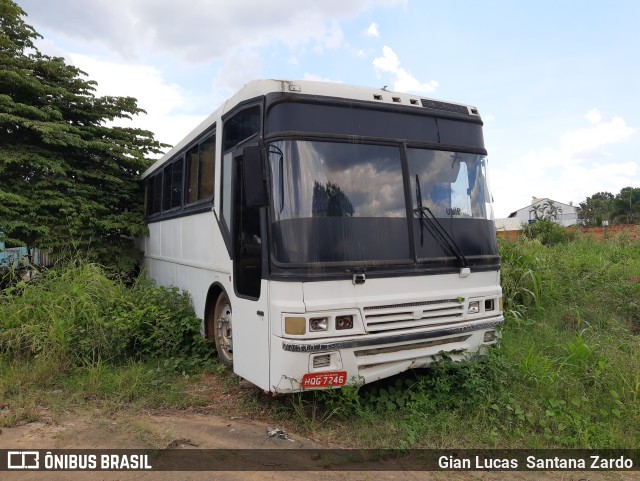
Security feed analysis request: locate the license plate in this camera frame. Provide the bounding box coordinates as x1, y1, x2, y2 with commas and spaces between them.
301, 371, 347, 389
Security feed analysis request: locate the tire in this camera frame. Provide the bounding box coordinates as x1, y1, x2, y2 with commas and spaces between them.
213, 291, 233, 368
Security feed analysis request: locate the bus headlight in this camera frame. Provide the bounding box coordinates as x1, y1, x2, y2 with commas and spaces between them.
310, 317, 328, 331
335, 315, 353, 330
468, 301, 480, 314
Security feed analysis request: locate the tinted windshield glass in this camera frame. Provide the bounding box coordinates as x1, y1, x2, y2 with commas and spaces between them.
268, 141, 498, 266
407, 149, 493, 220
407, 149, 496, 261
269, 140, 410, 264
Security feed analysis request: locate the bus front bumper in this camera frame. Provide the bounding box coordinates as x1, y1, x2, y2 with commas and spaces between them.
270, 316, 504, 392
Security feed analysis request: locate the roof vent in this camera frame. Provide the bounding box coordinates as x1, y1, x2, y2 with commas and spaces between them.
421, 99, 469, 114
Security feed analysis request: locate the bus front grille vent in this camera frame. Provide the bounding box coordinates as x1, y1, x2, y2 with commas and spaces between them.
354, 335, 471, 357
362, 299, 464, 334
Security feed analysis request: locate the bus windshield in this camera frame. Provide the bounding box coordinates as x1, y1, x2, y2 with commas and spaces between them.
268, 140, 494, 266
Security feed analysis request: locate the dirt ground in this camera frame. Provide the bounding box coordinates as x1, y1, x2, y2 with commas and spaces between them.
1, 408, 637, 481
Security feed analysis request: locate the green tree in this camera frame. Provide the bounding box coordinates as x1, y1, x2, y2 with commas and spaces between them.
0, 0, 166, 270
612, 186, 640, 225
577, 191, 614, 227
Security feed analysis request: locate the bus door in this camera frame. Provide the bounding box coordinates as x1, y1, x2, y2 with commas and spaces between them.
230, 146, 270, 387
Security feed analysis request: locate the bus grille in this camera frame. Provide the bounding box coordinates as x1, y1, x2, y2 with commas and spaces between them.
362, 299, 464, 334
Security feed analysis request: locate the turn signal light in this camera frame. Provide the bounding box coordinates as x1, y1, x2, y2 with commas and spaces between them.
284, 317, 306, 335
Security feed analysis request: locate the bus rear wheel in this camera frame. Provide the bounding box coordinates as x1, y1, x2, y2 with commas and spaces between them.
213, 292, 233, 368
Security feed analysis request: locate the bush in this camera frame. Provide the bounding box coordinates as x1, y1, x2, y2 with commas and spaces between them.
521, 219, 575, 245
0, 261, 214, 372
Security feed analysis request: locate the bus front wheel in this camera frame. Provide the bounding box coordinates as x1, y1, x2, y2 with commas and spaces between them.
213, 292, 233, 368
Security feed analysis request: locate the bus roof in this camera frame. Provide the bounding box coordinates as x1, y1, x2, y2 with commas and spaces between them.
141, 79, 480, 179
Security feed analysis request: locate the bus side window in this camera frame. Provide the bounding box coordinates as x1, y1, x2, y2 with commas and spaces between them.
222, 106, 260, 151
185, 134, 216, 205
199, 135, 215, 200
152, 174, 162, 214
145, 178, 152, 216
163, 159, 183, 211
185, 145, 199, 204
146, 172, 162, 216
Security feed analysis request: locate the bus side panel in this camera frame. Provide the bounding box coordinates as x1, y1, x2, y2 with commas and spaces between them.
144, 212, 232, 320
181, 212, 216, 267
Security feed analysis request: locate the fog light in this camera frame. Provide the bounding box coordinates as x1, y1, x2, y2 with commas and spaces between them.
468, 301, 480, 314
335, 315, 353, 330
483, 330, 497, 342
285, 317, 306, 335
310, 317, 328, 331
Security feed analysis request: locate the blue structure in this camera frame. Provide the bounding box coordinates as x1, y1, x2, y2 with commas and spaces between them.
0, 239, 29, 267
0, 239, 49, 267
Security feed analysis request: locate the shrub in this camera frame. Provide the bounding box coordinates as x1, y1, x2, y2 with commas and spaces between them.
521, 219, 575, 245
0, 261, 214, 372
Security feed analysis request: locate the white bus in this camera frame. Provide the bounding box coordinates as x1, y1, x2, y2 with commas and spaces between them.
141, 79, 503, 393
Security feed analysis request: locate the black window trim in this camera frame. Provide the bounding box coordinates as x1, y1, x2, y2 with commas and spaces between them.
184, 132, 217, 208
144, 125, 216, 223
218, 99, 264, 259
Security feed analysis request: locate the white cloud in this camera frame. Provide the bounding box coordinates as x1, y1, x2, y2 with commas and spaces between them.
585, 108, 601, 124
323, 22, 345, 50
212, 50, 263, 97
69, 54, 185, 116
367, 22, 380, 37
560, 116, 634, 158
33, 38, 72, 62
17, 0, 402, 63
69, 53, 206, 148
372, 46, 438, 93
303, 73, 343, 83
491, 113, 637, 217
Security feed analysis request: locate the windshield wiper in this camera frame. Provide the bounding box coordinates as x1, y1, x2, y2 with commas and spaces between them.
414, 174, 469, 268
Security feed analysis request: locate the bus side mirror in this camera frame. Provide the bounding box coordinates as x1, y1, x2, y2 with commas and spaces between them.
242, 146, 269, 207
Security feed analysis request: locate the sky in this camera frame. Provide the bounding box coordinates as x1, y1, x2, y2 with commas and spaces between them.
14, 0, 640, 218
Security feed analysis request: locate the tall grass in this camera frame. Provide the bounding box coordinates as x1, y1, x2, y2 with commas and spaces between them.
277, 233, 640, 448
0, 261, 215, 425
1, 235, 638, 449
0, 261, 214, 370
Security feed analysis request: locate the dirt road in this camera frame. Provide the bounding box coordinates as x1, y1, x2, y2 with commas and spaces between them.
1, 409, 637, 481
